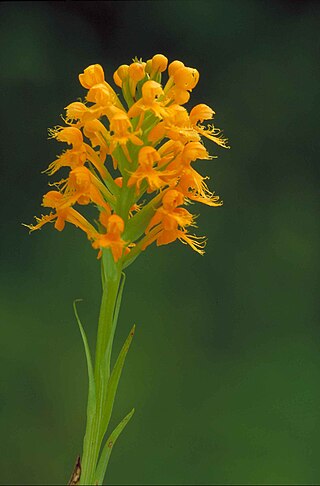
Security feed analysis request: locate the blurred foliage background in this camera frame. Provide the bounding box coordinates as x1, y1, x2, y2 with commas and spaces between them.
0, 1, 319, 484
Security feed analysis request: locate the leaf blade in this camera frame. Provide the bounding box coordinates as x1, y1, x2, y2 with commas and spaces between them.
73, 299, 97, 485
100, 324, 135, 442
95, 408, 135, 485
73, 300, 96, 415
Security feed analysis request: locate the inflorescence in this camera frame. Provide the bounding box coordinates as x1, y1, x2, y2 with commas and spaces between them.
26, 55, 229, 264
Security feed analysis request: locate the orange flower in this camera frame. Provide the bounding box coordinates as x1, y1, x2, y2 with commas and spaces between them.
26, 191, 98, 236
45, 127, 87, 175
46, 125, 107, 178
148, 104, 199, 144
127, 146, 176, 193
166, 142, 220, 207
86, 83, 113, 106
65, 101, 89, 122
189, 104, 229, 148
128, 61, 146, 97
177, 166, 221, 207
83, 119, 110, 149
172, 66, 199, 91
141, 190, 206, 255
157, 140, 184, 167
150, 54, 168, 76
165, 64, 199, 105
108, 110, 143, 162
58, 166, 113, 209
79, 64, 105, 89
128, 80, 166, 120
64, 101, 102, 126
92, 214, 127, 262
79, 64, 124, 109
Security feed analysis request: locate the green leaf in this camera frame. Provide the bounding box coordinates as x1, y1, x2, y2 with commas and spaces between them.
95, 408, 135, 485
73, 300, 97, 476
73, 300, 96, 413
123, 190, 163, 242
100, 323, 135, 442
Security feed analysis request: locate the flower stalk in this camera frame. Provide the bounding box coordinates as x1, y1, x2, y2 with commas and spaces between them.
26, 54, 229, 485
80, 254, 124, 485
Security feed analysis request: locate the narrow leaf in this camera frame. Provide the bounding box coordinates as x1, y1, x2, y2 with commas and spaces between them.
100, 324, 135, 441
123, 190, 163, 242
95, 408, 135, 485
73, 299, 97, 479
73, 300, 96, 414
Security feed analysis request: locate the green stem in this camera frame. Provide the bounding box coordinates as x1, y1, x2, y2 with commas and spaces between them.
94, 257, 122, 383
80, 250, 123, 485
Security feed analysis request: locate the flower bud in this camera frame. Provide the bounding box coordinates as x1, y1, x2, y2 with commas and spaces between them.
117, 64, 129, 80
145, 59, 153, 74
151, 54, 168, 73
128, 62, 145, 82
113, 70, 122, 87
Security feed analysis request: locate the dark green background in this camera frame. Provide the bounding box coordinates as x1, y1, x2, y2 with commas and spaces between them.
1, 1, 319, 484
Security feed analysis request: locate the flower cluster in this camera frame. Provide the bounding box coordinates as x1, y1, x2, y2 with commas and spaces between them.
27, 55, 228, 263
